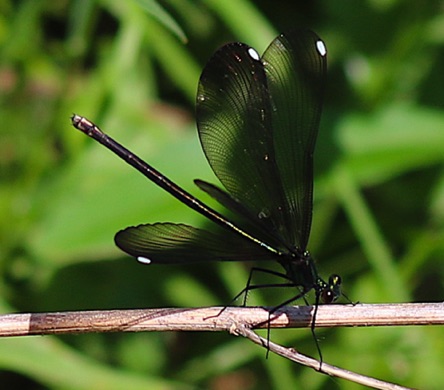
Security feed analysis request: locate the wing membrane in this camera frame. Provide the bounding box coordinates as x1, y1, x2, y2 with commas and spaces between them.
263, 31, 326, 249
197, 42, 289, 250
115, 223, 275, 264
196, 31, 326, 250
194, 179, 286, 249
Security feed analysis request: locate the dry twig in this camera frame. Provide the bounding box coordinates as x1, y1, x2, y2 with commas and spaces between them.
0, 302, 442, 337
0, 302, 442, 389
232, 323, 412, 390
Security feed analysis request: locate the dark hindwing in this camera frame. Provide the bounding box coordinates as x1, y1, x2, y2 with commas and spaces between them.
115, 223, 275, 264
196, 31, 326, 252
262, 31, 326, 249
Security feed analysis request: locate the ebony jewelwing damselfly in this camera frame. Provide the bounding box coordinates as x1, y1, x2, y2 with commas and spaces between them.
72, 30, 342, 360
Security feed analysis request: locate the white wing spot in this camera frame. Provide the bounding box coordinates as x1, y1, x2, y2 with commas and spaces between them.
137, 256, 152, 264
248, 47, 260, 61
316, 40, 327, 57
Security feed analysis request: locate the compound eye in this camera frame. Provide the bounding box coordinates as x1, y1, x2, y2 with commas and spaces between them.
329, 274, 342, 286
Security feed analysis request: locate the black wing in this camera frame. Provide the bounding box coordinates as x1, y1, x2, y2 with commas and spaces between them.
115, 223, 275, 264
196, 30, 326, 251
194, 179, 287, 250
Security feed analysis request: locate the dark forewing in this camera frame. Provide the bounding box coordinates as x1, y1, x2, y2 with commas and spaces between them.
262, 31, 326, 249
115, 223, 275, 264
196, 31, 326, 251
197, 42, 289, 250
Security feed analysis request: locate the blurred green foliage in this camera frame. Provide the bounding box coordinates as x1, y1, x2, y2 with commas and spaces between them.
1, 0, 444, 389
